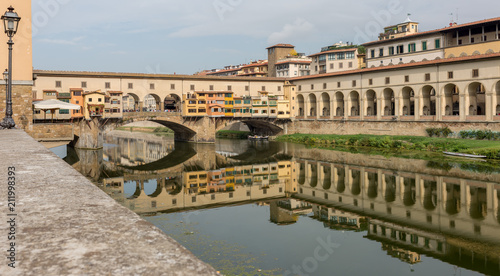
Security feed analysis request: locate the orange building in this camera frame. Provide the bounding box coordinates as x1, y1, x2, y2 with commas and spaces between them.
70, 88, 84, 119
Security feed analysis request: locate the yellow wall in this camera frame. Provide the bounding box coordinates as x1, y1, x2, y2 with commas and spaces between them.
0, 1, 32, 82
445, 40, 500, 58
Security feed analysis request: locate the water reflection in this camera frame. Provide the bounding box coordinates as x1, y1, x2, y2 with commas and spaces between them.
67, 131, 500, 275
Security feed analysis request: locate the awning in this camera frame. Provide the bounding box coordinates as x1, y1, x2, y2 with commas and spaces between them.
33, 99, 81, 110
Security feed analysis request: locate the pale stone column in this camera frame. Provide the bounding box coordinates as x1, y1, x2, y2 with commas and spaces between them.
360, 97, 365, 120
344, 98, 349, 119
376, 97, 382, 120
436, 94, 442, 121
486, 92, 493, 121
394, 96, 401, 117
415, 95, 421, 120
460, 94, 466, 121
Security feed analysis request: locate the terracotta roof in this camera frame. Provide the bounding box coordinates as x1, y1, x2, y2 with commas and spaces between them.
206, 67, 241, 75
69, 88, 84, 91
107, 91, 123, 94
266, 43, 295, 49
241, 62, 268, 68
275, 60, 311, 65
309, 48, 358, 57
363, 16, 500, 46
43, 89, 57, 92
291, 52, 500, 81
83, 91, 106, 96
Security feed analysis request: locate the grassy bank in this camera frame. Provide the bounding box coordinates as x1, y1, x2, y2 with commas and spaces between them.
276, 134, 500, 160
216, 130, 251, 139
115, 126, 174, 136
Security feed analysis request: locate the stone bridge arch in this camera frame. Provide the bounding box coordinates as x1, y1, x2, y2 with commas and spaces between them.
219, 119, 285, 136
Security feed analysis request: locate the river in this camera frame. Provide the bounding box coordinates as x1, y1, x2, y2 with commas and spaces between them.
62, 130, 500, 276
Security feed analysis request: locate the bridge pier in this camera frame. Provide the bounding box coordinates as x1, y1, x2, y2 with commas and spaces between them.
74, 117, 103, 149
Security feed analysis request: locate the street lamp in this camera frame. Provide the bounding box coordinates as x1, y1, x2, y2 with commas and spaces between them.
0, 6, 21, 129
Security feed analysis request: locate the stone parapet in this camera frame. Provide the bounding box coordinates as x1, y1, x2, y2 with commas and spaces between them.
0, 130, 218, 276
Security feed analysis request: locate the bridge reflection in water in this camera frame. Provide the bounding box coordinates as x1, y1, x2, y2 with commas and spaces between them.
67, 131, 500, 275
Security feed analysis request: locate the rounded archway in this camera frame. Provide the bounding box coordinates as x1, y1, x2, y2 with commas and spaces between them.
467, 82, 486, 116
144, 94, 162, 112
164, 94, 181, 112
322, 166, 332, 190
401, 87, 415, 116
403, 178, 416, 206
495, 81, 500, 116
349, 91, 360, 116
421, 85, 436, 116
382, 88, 395, 116
384, 175, 396, 203
309, 163, 318, 188
336, 167, 346, 193
298, 162, 306, 185
123, 93, 140, 112
365, 90, 377, 116
334, 92, 344, 117
443, 84, 460, 116
297, 94, 305, 117
422, 180, 437, 211
351, 170, 361, 196
320, 93, 330, 117
469, 187, 487, 220
367, 172, 378, 199
308, 94, 317, 117
445, 184, 461, 215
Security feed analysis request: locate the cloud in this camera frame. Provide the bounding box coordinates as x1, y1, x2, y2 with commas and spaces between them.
267, 18, 315, 45
38, 36, 85, 45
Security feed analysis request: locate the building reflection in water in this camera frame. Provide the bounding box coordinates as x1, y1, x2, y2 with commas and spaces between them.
75, 131, 500, 276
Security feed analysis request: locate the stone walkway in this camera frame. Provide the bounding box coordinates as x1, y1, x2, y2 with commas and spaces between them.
0, 130, 218, 275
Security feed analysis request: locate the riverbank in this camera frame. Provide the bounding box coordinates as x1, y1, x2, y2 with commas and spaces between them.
276, 133, 500, 160
216, 130, 250, 139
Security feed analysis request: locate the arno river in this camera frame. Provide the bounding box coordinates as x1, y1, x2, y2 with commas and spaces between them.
58, 130, 500, 276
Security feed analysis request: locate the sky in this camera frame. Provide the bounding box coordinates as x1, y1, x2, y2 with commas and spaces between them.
30, 0, 500, 75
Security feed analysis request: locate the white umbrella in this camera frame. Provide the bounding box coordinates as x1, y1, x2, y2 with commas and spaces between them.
33, 99, 81, 120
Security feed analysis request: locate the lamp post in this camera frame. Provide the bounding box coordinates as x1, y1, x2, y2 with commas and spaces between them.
0, 6, 21, 129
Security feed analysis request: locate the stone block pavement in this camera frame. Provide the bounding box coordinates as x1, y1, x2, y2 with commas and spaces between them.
0, 130, 218, 275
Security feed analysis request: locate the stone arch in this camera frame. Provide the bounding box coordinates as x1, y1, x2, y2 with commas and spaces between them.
496, 81, 500, 116
164, 94, 181, 112
444, 184, 461, 215
336, 167, 346, 193
447, 54, 455, 58
147, 179, 164, 198
124, 93, 140, 112
297, 94, 305, 117
334, 92, 345, 117
308, 163, 318, 188
365, 90, 377, 116
351, 169, 361, 196
443, 84, 460, 116
402, 178, 416, 206
382, 88, 395, 116
401, 87, 415, 116
486, 49, 495, 54
422, 58, 428, 62
469, 187, 487, 220
239, 120, 283, 136
422, 180, 437, 211
459, 52, 468, 57
322, 165, 331, 190
151, 119, 197, 142
384, 175, 396, 203
165, 179, 182, 195
298, 162, 306, 185
144, 93, 162, 112
349, 91, 360, 116
308, 93, 317, 117
472, 50, 481, 56
495, 189, 500, 224
320, 92, 331, 117
467, 82, 486, 116
367, 172, 378, 199
421, 85, 437, 116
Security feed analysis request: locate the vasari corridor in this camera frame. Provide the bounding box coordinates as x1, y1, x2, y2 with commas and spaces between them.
1, 0, 500, 275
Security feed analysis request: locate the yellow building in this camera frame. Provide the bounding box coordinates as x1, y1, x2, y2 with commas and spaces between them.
83, 91, 105, 119
182, 92, 207, 117
224, 92, 234, 117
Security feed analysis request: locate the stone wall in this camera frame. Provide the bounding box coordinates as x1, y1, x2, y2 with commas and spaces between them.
288, 120, 500, 137
30, 123, 74, 141
0, 84, 33, 131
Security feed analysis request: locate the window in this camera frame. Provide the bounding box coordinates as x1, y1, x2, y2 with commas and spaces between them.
435, 39, 441, 48
261, 86, 266, 91
379, 48, 384, 57
397, 45, 404, 54
405, 75, 409, 82
348, 62, 353, 68
471, 37, 475, 43
346, 52, 355, 59
55, 81, 61, 88
150, 83, 155, 90
472, 69, 479, 78
88, 98, 92, 102
128, 83, 133, 89
337, 53, 345, 60
408, 43, 416, 52
337, 82, 341, 88
190, 84, 195, 90
425, 73, 431, 81
323, 83, 327, 89
328, 53, 336, 60
388, 46, 395, 55
422, 41, 427, 51
339, 63, 343, 69
81, 81, 87, 88
209, 85, 214, 90
105, 82, 111, 89
170, 84, 175, 90
98, 98, 102, 102
277, 86, 281, 92
385, 77, 390, 84
298, 85, 302, 91
448, 71, 454, 79
330, 63, 334, 69
369, 79, 373, 85
370, 49, 375, 58
245, 85, 249, 91
227, 85, 232, 91
352, 80, 356, 87
311, 84, 314, 90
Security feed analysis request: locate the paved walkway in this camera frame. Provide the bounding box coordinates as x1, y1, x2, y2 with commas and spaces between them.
0, 130, 218, 275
